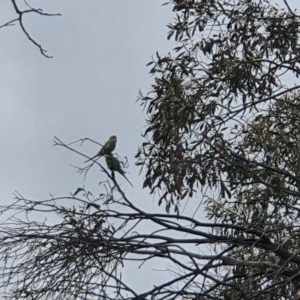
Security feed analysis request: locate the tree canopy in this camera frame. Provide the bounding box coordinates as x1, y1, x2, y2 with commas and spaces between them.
2, 0, 300, 299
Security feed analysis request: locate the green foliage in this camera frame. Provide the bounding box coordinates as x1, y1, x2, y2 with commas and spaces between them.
3, 1, 300, 299
137, 0, 300, 298
137, 0, 300, 209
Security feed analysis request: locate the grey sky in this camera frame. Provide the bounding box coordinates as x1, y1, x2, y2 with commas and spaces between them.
1, 0, 300, 296
0, 1, 173, 201
0, 1, 177, 293
2, 0, 299, 207
0, 0, 214, 293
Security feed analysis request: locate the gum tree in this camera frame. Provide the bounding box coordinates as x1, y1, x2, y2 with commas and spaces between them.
136, 0, 300, 298
1, 0, 300, 299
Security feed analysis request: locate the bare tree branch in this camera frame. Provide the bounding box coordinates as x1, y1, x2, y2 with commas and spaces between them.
0, 0, 61, 58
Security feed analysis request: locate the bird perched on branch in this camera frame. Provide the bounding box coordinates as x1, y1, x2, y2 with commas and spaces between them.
85, 135, 117, 163
105, 154, 133, 187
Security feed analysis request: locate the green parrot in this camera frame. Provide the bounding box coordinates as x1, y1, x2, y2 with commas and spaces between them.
105, 154, 133, 187
85, 135, 117, 162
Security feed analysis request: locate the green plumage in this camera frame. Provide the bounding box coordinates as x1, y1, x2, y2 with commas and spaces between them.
85, 135, 117, 162
105, 154, 133, 187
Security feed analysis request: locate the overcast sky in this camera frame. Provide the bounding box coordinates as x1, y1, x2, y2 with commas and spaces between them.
1, 0, 299, 216
0, 0, 175, 202
0, 0, 180, 294
1, 0, 300, 296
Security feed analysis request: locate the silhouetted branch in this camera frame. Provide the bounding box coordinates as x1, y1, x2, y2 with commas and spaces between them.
0, 0, 61, 58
